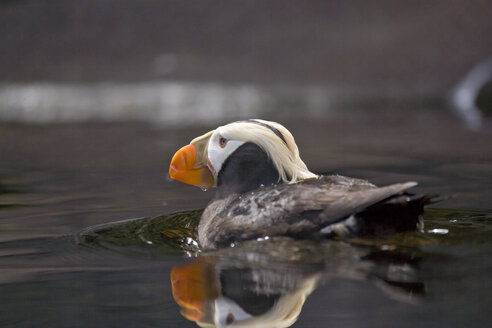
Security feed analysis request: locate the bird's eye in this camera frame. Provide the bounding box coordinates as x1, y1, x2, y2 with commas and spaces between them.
226, 313, 235, 324
219, 136, 228, 148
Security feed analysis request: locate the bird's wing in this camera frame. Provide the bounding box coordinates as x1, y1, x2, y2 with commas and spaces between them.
200, 176, 417, 248
223, 179, 416, 226
314, 181, 418, 223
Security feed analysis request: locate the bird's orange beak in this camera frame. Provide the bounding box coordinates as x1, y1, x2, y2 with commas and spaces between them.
169, 132, 215, 188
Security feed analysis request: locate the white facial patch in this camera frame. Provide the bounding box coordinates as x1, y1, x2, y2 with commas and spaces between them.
207, 128, 245, 181
214, 296, 252, 327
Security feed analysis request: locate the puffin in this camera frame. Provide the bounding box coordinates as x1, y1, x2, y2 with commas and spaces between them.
169, 119, 432, 250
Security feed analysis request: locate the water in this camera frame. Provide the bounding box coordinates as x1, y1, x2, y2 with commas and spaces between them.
0, 106, 491, 327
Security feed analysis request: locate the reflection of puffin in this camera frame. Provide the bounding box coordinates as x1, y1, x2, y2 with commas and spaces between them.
171, 253, 319, 328
169, 119, 433, 249
170, 239, 425, 328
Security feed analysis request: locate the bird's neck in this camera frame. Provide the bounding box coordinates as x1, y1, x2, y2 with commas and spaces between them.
215, 143, 282, 199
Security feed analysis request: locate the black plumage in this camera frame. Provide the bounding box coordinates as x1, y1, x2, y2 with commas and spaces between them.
215, 143, 281, 199
199, 158, 431, 249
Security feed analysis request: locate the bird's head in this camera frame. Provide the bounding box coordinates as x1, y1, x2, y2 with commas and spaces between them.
169, 119, 317, 195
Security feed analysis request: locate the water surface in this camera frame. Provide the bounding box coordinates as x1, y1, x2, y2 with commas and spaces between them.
0, 107, 491, 327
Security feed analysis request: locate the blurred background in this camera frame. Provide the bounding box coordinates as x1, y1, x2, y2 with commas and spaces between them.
0, 0, 491, 124
1, 1, 492, 327
1, 0, 491, 208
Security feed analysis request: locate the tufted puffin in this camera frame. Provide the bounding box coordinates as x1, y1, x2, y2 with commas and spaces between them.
169, 119, 433, 249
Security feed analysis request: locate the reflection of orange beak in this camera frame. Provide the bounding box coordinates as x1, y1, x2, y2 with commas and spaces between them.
169, 144, 215, 188
171, 259, 218, 323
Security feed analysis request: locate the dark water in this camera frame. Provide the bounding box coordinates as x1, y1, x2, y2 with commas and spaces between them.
0, 109, 491, 327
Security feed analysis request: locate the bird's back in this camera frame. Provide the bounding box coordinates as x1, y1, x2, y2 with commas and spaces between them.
198, 175, 430, 249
